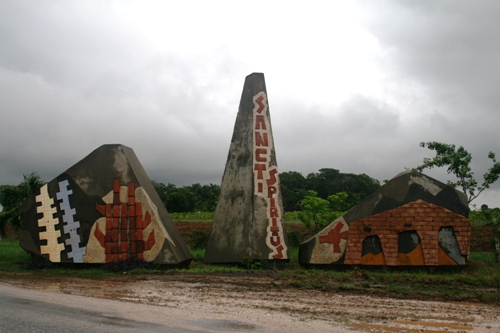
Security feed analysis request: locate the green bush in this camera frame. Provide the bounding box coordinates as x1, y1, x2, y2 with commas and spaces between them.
287, 230, 301, 248
190, 229, 210, 249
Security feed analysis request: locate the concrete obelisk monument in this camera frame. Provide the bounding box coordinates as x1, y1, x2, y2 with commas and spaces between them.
204, 73, 289, 264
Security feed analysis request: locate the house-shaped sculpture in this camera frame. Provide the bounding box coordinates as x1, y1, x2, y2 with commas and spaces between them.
299, 171, 471, 267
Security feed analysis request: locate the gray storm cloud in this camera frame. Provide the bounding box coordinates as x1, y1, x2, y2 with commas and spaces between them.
1, 0, 499, 208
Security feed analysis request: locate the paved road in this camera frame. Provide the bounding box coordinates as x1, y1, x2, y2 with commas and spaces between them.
0, 283, 345, 333
0, 283, 266, 333
0, 283, 205, 333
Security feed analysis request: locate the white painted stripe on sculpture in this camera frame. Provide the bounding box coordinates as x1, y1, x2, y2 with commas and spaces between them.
36, 184, 64, 262
57, 180, 86, 262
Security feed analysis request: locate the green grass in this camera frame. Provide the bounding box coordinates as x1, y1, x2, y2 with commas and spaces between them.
170, 211, 304, 226
0, 238, 31, 271
178, 264, 245, 274
170, 211, 304, 225
470, 252, 496, 263
170, 212, 214, 222
273, 263, 500, 302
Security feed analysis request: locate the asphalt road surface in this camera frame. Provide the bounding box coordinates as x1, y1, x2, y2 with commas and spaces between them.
0, 283, 202, 333
0, 283, 345, 333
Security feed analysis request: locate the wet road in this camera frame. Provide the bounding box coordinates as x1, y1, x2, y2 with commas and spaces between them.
0, 283, 345, 333
0, 284, 203, 332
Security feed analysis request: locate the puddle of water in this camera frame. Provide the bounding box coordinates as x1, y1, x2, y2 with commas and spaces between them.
190, 319, 256, 332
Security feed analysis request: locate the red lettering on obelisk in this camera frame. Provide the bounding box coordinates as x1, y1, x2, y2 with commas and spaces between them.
252, 91, 287, 260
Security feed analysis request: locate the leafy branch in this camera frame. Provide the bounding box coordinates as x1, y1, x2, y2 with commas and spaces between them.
415, 142, 500, 204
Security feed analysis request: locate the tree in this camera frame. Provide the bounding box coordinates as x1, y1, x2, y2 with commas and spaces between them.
280, 171, 308, 211
297, 190, 347, 233
187, 183, 220, 212
164, 187, 196, 213
415, 142, 500, 262
470, 205, 500, 263
152, 181, 220, 213
152, 181, 175, 203
305, 168, 341, 199
303, 168, 380, 209
0, 172, 45, 238
415, 142, 500, 204
328, 191, 350, 212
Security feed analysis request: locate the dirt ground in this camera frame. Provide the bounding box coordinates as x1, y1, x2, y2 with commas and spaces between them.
2, 223, 498, 331
3, 273, 499, 333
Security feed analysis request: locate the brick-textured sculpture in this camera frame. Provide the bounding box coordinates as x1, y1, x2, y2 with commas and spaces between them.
204, 73, 289, 264
20, 144, 192, 266
299, 171, 471, 267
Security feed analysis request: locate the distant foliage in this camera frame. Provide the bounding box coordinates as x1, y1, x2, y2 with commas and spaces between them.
470, 205, 500, 263
189, 229, 210, 249
152, 168, 380, 215
280, 168, 380, 212
169, 212, 214, 220
152, 181, 220, 213
0, 172, 45, 237
470, 206, 500, 233
297, 190, 346, 233
280, 171, 309, 212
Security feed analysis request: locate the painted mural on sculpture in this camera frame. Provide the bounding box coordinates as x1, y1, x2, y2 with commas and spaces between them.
20, 144, 192, 266
299, 171, 471, 267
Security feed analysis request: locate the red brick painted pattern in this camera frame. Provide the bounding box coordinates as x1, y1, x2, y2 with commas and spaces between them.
95, 179, 155, 263
344, 200, 471, 266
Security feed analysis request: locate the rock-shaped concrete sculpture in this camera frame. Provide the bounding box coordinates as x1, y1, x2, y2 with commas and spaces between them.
204, 73, 289, 264
20, 144, 192, 266
299, 171, 471, 267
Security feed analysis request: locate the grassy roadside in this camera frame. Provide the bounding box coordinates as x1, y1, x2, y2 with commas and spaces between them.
170, 212, 303, 224
0, 239, 499, 304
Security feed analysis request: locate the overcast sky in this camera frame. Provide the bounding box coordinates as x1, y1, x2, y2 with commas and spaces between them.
1, 0, 499, 209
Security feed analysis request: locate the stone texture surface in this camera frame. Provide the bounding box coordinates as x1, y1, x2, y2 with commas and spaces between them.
204, 73, 289, 263
299, 171, 471, 267
20, 144, 192, 266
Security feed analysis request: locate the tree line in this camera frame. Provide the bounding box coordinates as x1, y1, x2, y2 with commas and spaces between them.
2, 141, 499, 246
154, 142, 500, 213
152, 181, 220, 213
0, 169, 379, 236
151, 168, 381, 214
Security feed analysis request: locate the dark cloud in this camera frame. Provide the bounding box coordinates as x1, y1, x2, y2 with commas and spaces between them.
1, 0, 499, 207
357, 0, 500, 198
